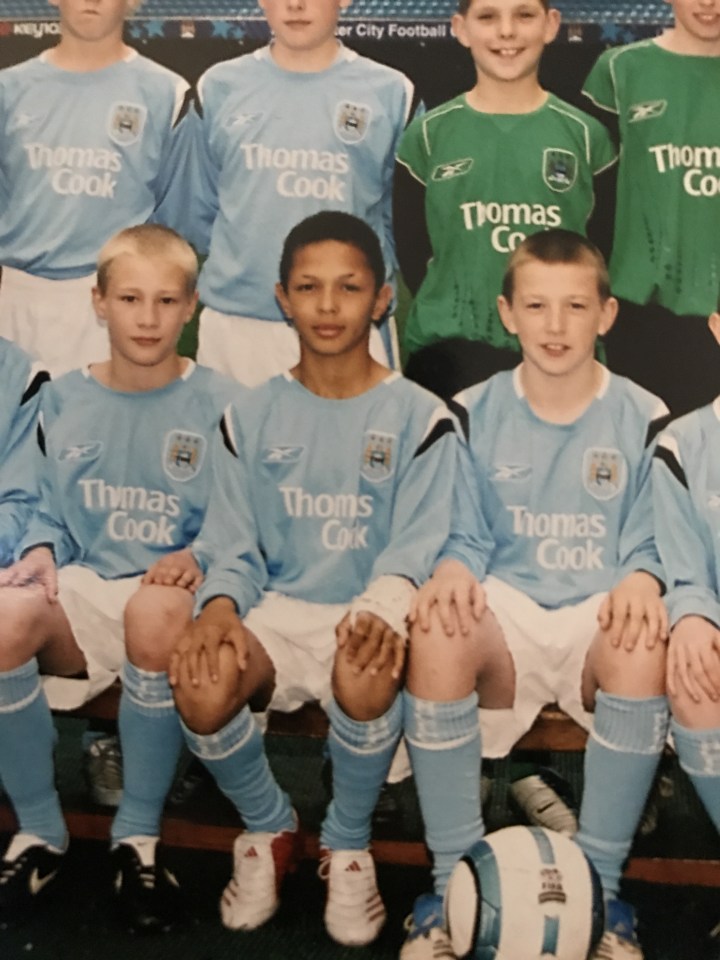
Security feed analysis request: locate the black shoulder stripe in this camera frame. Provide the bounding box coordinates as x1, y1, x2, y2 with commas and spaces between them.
446, 397, 469, 441
191, 85, 203, 121
645, 412, 673, 449
414, 416, 455, 459
219, 411, 238, 458
174, 86, 194, 129
21, 369, 50, 405
36, 421, 46, 456
653, 444, 687, 489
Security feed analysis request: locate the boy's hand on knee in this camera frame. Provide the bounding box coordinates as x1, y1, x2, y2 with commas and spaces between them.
337, 611, 406, 680
598, 571, 668, 651
668, 615, 720, 704
0, 546, 58, 603
142, 547, 203, 592
169, 598, 247, 687
410, 558, 486, 637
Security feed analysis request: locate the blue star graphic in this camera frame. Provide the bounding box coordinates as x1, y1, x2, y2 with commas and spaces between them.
146, 20, 165, 38
212, 20, 232, 38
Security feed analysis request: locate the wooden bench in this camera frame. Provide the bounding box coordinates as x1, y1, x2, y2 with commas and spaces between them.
1, 686, 718, 888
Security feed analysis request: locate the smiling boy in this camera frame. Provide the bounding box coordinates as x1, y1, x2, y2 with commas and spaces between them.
169, 211, 456, 945
395, 0, 616, 398
0, 225, 242, 931
188, 0, 419, 384
404, 230, 669, 960
583, 0, 720, 416
0, 0, 194, 373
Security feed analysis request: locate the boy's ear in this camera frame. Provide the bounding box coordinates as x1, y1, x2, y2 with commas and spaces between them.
275, 282, 292, 320
544, 7, 562, 43
92, 286, 108, 326
497, 295, 517, 336
451, 12, 471, 50
371, 283, 393, 322
708, 311, 720, 347
598, 296, 619, 338
185, 290, 199, 325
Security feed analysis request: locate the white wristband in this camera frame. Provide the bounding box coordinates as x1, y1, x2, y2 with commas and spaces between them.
349, 575, 417, 640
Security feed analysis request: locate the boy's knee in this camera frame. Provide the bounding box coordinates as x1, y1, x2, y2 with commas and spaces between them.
592, 632, 667, 697
124, 586, 193, 670
173, 644, 247, 735
332, 659, 401, 721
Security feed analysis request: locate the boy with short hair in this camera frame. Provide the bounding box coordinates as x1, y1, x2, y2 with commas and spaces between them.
0, 0, 194, 374
395, 0, 616, 399
651, 305, 720, 951
0, 224, 243, 931
583, 0, 720, 416
169, 211, 457, 945
403, 230, 669, 960
188, 0, 419, 385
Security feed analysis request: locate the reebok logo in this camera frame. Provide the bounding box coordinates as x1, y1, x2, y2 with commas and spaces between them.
628, 100, 666, 123
493, 464, 532, 482
432, 158, 473, 181
29, 866, 58, 896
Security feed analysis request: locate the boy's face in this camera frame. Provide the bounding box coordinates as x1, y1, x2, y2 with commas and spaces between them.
668, 0, 720, 46
275, 240, 391, 360
497, 259, 616, 380
259, 0, 350, 56
92, 253, 197, 370
50, 0, 136, 44
452, 0, 560, 85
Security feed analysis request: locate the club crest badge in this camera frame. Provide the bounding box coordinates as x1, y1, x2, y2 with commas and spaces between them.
163, 431, 206, 482
582, 447, 627, 501
335, 101, 371, 145
361, 430, 395, 483
108, 102, 147, 146
543, 148, 578, 193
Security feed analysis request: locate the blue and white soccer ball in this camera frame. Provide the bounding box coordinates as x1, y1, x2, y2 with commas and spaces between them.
445, 826, 604, 960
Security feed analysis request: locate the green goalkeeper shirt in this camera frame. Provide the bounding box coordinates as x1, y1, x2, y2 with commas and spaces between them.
396, 93, 616, 355
584, 40, 720, 317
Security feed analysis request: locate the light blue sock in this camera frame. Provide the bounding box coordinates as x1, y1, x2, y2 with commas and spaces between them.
577, 692, 668, 897
404, 691, 484, 896
111, 661, 184, 843
671, 718, 720, 831
182, 705, 293, 833
0, 659, 65, 847
320, 696, 402, 851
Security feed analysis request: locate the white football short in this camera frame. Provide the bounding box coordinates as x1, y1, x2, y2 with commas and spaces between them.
244, 591, 345, 714
246, 590, 411, 781
42, 566, 141, 710
197, 307, 391, 386
479, 576, 602, 758
0, 268, 109, 375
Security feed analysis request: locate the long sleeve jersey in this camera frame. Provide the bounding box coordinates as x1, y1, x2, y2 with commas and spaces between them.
193, 371, 456, 616
653, 399, 720, 628
444, 366, 667, 608
21, 363, 244, 578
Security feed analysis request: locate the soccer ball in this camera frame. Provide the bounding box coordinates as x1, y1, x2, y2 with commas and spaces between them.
445, 826, 604, 960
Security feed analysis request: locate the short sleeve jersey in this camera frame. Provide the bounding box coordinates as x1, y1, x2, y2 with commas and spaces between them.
583, 40, 720, 316
653, 399, 720, 628
21, 363, 244, 578
396, 94, 616, 355
0, 51, 192, 279
193, 372, 456, 616
193, 45, 416, 320
445, 366, 667, 608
